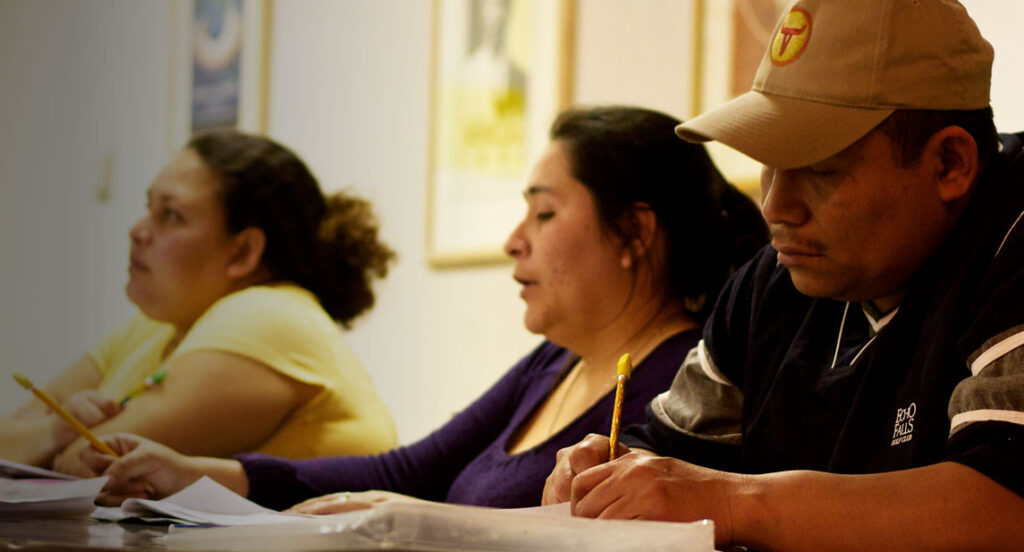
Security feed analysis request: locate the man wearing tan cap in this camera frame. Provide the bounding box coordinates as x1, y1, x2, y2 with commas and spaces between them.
543, 1, 1024, 550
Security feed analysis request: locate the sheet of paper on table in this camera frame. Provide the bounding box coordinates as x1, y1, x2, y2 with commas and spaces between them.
0, 458, 77, 480
0, 476, 107, 518
166, 500, 714, 552
91, 476, 311, 526
91, 476, 714, 551
126, 477, 711, 551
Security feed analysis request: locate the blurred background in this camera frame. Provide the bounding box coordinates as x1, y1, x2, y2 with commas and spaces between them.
1, 0, 1021, 443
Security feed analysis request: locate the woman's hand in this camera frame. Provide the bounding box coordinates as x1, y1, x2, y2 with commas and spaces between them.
78, 433, 206, 506
52, 391, 125, 476
52, 441, 98, 478
51, 390, 121, 451
285, 490, 426, 515
34, 390, 121, 475
63, 390, 121, 427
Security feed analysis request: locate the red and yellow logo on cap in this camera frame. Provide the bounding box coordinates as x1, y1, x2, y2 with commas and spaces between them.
770, 7, 812, 66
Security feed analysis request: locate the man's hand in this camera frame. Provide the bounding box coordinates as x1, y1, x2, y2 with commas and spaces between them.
570, 451, 739, 545
542, 433, 628, 505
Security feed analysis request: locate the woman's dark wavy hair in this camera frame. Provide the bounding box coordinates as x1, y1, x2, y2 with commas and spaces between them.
187, 129, 395, 328
551, 106, 768, 323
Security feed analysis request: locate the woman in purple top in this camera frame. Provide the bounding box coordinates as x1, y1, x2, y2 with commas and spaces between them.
81, 106, 767, 510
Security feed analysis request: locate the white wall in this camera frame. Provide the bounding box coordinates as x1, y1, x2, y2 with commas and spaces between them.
573, 0, 694, 119
266, 0, 698, 442
265, 1, 539, 443
0, 0, 169, 405
1, 0, 1021, 444
960, 0, 1024, 131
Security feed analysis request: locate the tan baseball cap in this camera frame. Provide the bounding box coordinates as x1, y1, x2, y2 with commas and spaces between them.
676, 0, 993, 169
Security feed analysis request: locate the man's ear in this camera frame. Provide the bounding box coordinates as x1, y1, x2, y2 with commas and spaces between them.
226, 227, 267, 279
925, 126, 979, 204
620, 203, 657, 269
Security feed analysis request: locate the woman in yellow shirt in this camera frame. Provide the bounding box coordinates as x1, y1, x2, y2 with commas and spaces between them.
1, 130, 397, 474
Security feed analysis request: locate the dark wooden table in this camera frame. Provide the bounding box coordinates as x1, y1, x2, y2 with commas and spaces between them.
0, 516, 168, 551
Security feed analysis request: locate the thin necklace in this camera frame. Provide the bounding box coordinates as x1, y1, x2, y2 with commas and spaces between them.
543, 327, 672, 437
547, 359, 584, 436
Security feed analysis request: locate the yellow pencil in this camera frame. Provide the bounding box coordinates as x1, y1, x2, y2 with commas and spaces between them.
13, 372, 120, 458
608, 353, 633, 461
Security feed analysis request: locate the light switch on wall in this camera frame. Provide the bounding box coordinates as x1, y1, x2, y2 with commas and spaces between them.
94, 148, 114, 203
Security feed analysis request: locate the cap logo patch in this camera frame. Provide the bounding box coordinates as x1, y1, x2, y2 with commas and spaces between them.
770, 6, 812, 66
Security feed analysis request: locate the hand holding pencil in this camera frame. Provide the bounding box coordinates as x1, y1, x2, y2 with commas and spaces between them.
541, 353, 635, 506
13, 372, 120, 458
608, 353, 633, 461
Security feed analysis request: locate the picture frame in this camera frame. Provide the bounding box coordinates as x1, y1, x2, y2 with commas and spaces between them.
691, 0, 786, 199
167, 0, 271, 153
426, 0, 576, 267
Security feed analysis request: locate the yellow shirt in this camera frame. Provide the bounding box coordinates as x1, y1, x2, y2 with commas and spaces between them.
89, 284, 396, 458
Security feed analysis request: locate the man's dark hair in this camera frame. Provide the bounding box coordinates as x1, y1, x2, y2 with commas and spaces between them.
877, 107, 998, 169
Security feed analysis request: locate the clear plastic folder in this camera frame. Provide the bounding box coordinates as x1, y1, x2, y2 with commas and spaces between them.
165, 498, 714, 552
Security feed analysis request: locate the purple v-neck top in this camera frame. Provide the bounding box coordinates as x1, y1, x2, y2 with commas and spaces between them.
239, 330, 698, 510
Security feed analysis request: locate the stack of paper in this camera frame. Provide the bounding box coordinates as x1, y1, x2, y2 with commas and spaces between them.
92, 476, 309, 526
0, 458, 76, 480
166, 501, 714, 552
0, 476, 107, 518
99, 477, 714, 551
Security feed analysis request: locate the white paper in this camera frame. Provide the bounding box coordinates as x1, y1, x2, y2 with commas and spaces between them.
0, 458, 77, 480
94, 477, 714, 551
513, 501, 571, 516
166, 499, 715, 551
0, 476, 107, 518
92, 476, 311, 526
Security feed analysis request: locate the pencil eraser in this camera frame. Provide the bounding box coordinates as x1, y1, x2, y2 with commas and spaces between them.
617, 353, 633, 378
12, 372, 34, 389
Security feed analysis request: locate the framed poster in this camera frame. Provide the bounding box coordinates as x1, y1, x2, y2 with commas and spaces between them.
426, 0, 575, 267
692, 0, 786, 198
168, 0, 271, 152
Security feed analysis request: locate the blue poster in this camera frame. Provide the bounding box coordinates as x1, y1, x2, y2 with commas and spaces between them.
191, 0, 243, 133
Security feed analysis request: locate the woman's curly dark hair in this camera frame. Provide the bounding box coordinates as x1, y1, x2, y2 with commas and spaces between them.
187, 129, 395, 327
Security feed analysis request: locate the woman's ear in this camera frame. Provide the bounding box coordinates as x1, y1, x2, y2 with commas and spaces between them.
226, 227, 267, 279
620, 203, 657, 269
926, 126, 979, 204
